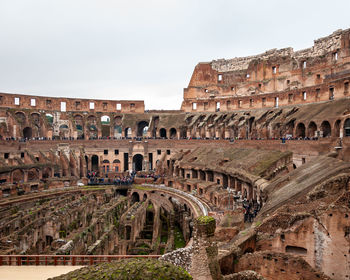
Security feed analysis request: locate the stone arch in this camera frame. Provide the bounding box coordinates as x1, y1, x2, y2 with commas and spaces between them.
295, 122, 306, 138
248, 117, 255, 137
114, 125, 122, 138
30, 113, 41, 136
131, 192, 140, 204
113, 159, 121, 172
307, 121, 317, 138
23, 127, 32, 139
125, 127, 132, 138
15, 111, 26, 124
101, 115, 111, 138
31, 112, 41, 123
137, 121, 149, 137
28, 168, 39, 181
42, 167, 52, 179
91, 155, 99, 172
169, 128, 177, 139
285, 119, 295, 136
320, 120, 331, 137
102, 159, 110, 174
87, 115, 98, 139
114, 116, 122, 125
180, 127, 187, 139
159, 128, 167, 138
59, 124, 69, 139
334, 119, 341, 137
74, 114, 84, 139
344, 118, 350, 137
133, 154, 143, 171
11, 169, 24, 183
45, 113, 53, 125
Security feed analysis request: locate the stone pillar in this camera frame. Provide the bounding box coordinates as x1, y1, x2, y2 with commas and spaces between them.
128, 155, 133, 171
87, 157, 92, 172
190, 216, 221, 280
23, 170, 28, 183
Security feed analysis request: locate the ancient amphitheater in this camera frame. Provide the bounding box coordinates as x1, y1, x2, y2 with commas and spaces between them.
0, 28, 350, 280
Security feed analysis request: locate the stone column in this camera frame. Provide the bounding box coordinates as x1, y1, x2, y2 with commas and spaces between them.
23, 170, 28, 183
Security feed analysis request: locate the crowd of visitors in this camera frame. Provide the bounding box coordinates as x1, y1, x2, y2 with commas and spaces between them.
242, 199, 261, 223
1, 135, 328, 142
87, 170, 135, 185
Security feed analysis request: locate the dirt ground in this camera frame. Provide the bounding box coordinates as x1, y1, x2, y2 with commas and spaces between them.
0, 266, 84, 280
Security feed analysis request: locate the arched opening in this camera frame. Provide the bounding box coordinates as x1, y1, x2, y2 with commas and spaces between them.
334, 119, 341, 137
159, 128, 167, 138
344, 118, 350, 137
152, 116, 159, 138
28, 168, 39, 181
31, 113, 41, 136
101, 115, 110, 138
12, 169, 24, 183
296, 123, 305, 138
23, 127, 32, 139
222, 174, 228, 188
59, 124, 69, 139
87, 115, 98, 139
45, 113, 53, 124
91, 155, 99, 172
199, 170, 206, 181
125, 127, 132, 138
137, 121, 149, 137
243, 247, 254, 254
102, 159, 110, 174
285, 119, 295, 136
74, 114, 84, 139
125, 226, 131, 240
207, 171, 214, 182
15, 112, 26, 124
307, 121, 317, 138
113, 159, 121, 172
169, 128, 177, 139
131, 192, 140, 204
285, 245, 307, 255
180, 127, 187, 139
133, 154, 143, 171
101, 115, 110, 125
321, 121, 331, 137
114, 125, 122, 138
42, 167, 52, 179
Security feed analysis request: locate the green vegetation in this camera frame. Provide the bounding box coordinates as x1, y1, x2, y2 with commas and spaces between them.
196, 215, 215, 224
49, 258, 192, 280
174, 226, 186, 249
147, 203, 153, 210
133, 185, 153, 191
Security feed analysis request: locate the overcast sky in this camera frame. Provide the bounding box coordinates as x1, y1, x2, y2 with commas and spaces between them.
0, 0, 349, 110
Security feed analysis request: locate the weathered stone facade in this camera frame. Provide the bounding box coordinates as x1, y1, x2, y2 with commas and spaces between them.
0, 27, 350, 280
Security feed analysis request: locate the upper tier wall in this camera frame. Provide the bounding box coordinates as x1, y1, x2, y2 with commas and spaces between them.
182, 28, 350, 112
0, 92, 145, 113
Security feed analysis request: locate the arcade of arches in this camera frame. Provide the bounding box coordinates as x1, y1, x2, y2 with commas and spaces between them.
1, 28, 350, 280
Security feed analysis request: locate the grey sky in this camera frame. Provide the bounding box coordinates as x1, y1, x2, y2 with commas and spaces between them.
0, 0, 349, 110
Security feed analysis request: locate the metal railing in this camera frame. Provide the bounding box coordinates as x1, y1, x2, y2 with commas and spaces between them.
0, 255, 160, 266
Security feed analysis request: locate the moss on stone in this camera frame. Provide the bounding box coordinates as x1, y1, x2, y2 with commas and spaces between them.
196, 215, 215, 224
49, 258, 192, 280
